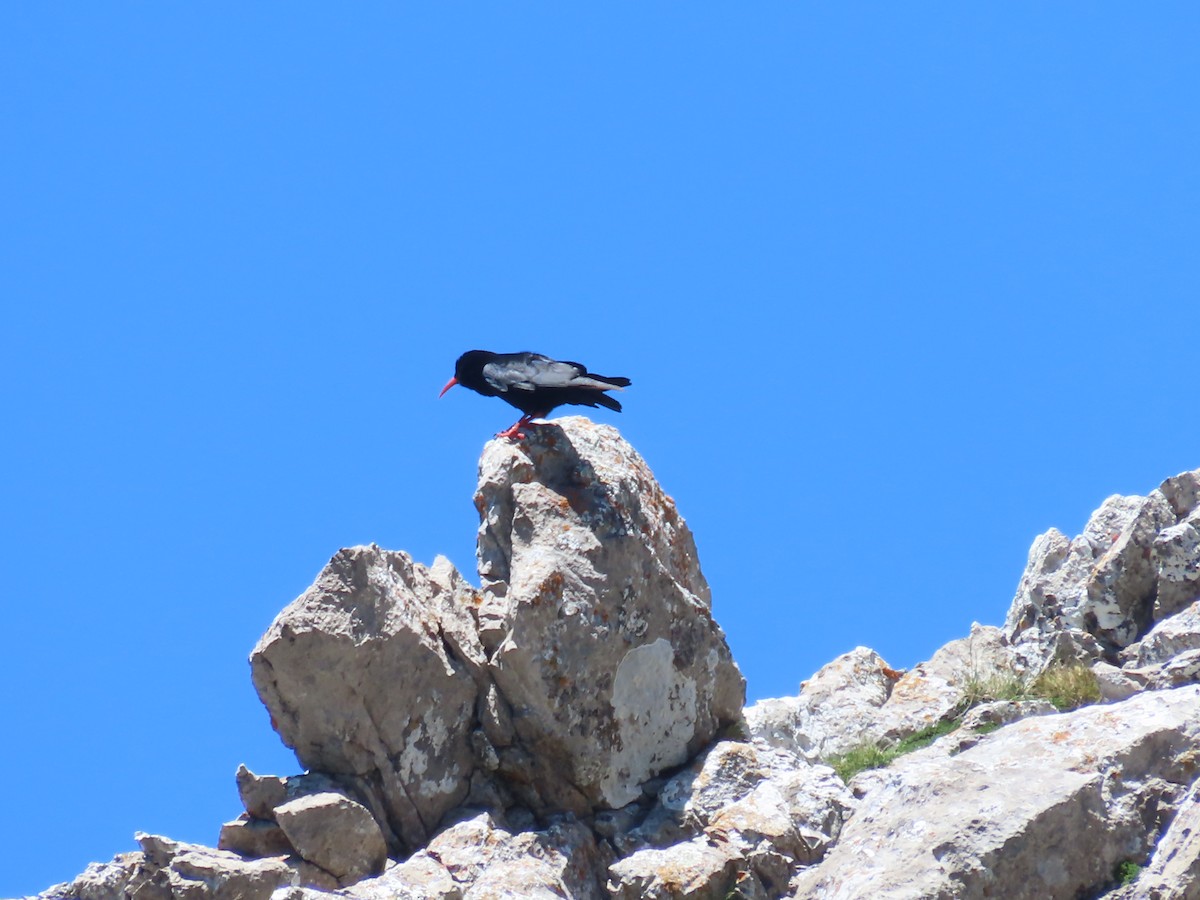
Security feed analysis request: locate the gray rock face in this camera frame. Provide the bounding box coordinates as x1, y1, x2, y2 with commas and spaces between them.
248, 417, 743, 857
1123, 600, 1200, 667
745, 647, 892, 762
342, 812, 610, 900
274, 792, 388, 884
218, 815, 293, 858
39, 833, 298, 900
476, 420, 745, 812
1108, 778, 1200, 900
1006, 469, 1200, 665
790, 686, 1200, 900
607, 837, 742, 900
746, 625, 1014, 762
35, 446, 1200, 900
250, 546, 483, 851
606, 739, 852, 897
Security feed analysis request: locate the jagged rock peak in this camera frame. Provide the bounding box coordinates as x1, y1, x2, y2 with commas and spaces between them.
1005, 467, 1200, 668
36, 456, 1200, 900
246, 415, 744, 857
474, 417, 745, 811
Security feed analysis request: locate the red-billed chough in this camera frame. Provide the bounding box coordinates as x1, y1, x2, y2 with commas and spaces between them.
439, 350, 632, 439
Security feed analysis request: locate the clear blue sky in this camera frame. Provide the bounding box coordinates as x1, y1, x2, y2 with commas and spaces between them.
3, 5, 1197, 896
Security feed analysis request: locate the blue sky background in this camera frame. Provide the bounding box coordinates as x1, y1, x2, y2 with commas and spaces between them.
3, 5, 1197, 895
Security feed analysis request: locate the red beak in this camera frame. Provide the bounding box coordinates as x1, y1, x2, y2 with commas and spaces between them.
438, 376, 458, 398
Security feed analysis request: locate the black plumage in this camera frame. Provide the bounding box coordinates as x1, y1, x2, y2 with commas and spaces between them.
440, 350, 632, 438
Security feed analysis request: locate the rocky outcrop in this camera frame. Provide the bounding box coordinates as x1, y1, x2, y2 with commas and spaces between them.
1005, 469, 1200, 666
745, 624, 1015, 762
476, 424, 744, 813
31, 444, 1200, 900
248, 546, 485, 850
606, 740, 852, 897
791, 686, 1200, 899
247, 418, 744, 857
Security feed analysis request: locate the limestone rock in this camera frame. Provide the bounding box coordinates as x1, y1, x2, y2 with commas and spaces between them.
746, 626, 1013, 764
872, 624, 1014, 741
610, 740, 850, 894
475, 418, 745, 812
274, 792, 387, 884
1107, 779, 1200, 900
236, 764, 289, 821
1125, 649, 1200, 691
250, 546, 484, 850
37, 834, 296, 900
1124, 600, 1200, 668
341, 855, 461, 900
34, 855, 145, 900
744, 647, 892, 761
339, 812, 609, 900
956, 698, 1055, 731
1153, 518, 1200, 620
248, 418, 742, 850
607, 836, 743, 900
1006, 469, 1200, 666
789, 686, 1200, 899
218, 815, 294, 858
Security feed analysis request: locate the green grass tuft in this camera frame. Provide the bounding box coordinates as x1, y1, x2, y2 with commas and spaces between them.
960, 670, 1031, 707
893, 719, 961, 754
826, 720, 962, 781
825, 742, 897, 782
1115, 860, 1141, 887
1029, 663, 1102, 711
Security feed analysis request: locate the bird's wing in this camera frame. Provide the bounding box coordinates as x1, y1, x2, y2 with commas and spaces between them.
482, 355, 589, 393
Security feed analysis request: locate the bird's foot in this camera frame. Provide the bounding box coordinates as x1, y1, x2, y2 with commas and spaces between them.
495, 416, 535, 440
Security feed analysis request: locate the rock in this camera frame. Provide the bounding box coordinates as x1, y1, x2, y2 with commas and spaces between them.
1152, 518, 1200, 620
677, 741, 849, 862
1091, 660, 1148, 702
338, 811, 609, 900
475, 419, 745, 812
1124, 600, 1200, 668
611, 740, 850, 893
1107, 779, 1200, 900
236, 764, 288, 821
746, 626, 1014, 764
1126, 649, 1200, 691
1006, 470, 1200, 667
789, 686, 1200, 900
343, 855, 461, 900
37, 833, 296, 900
249, 418, 742, 851
744, 647, 892, 761
956, 698, 1056, 731
1160, 470, 1200, 520
250, 546, 484, 850
607, 836, 743, 900
873, 624, 1014, 741
274, 792, 387, 884
34, 855, 144, 900
218, 815, 294, 858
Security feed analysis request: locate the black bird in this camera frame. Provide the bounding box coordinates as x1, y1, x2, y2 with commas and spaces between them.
440, 350, 632, 439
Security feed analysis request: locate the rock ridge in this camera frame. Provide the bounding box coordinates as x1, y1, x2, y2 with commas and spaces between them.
30, 438, 1200, 900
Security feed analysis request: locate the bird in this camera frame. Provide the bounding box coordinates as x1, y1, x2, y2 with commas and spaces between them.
439, 350, 632, 439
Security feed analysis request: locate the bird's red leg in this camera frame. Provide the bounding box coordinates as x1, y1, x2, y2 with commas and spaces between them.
495, 414, 534, 440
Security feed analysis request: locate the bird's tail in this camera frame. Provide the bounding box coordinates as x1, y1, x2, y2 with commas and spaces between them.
594, 392, 623, 412
593, 374, 631, 389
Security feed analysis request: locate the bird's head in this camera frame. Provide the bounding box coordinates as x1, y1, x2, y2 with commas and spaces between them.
439, 350, 494, 396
